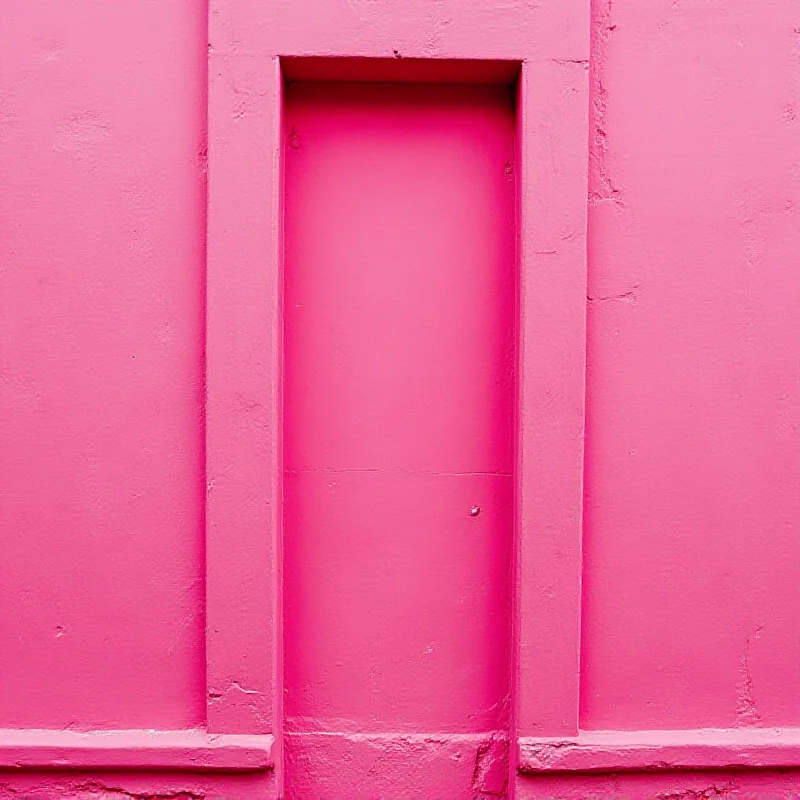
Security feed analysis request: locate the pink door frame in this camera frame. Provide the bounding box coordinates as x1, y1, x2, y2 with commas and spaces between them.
205, 0, 589, 793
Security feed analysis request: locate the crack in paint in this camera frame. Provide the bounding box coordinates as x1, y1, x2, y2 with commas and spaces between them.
208, 681, 270, 729
657, 785, 734, 800
588, 285, 640, 303
552, 58, 590, 66
227, 681, 259, 695
75, 786, 203, 800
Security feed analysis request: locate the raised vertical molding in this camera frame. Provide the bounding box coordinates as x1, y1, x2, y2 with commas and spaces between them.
205, 15, 282, 734
515, 49, 591, 737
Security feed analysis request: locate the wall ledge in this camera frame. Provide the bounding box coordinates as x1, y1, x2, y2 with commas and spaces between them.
518, 728, 800, 774
0, 729, 274, 772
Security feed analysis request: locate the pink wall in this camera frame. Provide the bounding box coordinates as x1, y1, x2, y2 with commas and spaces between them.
0, 0, 207, 730
0, 0, 798, 798
580, 0, 800, 735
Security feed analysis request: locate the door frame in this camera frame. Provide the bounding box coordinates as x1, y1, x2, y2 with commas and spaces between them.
205, 1, 591, 793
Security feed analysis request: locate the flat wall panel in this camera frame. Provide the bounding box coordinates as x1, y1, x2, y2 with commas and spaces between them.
0, 0, 206, 730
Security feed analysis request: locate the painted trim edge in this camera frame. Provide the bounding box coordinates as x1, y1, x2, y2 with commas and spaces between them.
518, 729, 800, 774
0, 729, 274, 772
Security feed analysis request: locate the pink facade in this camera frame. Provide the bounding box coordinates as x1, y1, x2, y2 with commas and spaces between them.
1, 0, 799, 798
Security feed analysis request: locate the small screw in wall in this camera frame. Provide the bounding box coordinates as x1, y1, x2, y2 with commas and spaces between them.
469, 505, 481, 517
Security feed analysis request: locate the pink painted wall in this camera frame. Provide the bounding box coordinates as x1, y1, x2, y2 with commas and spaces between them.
0, 0, 207, 731
0, 0, 798, 798
579, 0, 800, 732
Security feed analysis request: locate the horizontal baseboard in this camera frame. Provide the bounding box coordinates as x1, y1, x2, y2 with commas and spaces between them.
11, 727, 800, 775
0, 728, 274, 772
518, 728, 800, 774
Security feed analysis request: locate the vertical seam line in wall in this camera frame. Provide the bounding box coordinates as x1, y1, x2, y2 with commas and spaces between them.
200, 0, 211, 733
578, 0, 598, 731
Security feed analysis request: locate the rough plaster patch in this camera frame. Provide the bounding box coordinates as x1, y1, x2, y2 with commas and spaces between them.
471, 733, 510, 797
735, 625, 764, 726
589, 0, 623, 208
0, 785, 202, 800
52, 112, 111, 156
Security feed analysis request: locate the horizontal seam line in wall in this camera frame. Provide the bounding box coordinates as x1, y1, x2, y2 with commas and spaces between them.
283, 731, 506, 738
284, 468, 512, 477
